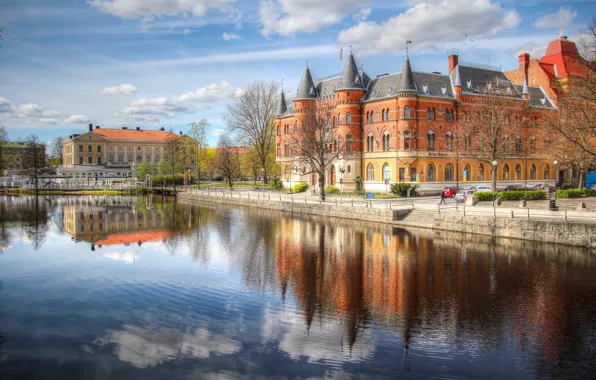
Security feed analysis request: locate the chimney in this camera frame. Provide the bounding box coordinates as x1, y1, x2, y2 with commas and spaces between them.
179, 131, 183, 135
136, 127, 140, 131
519, 53, 530, 75
122, 127, 127, 130
95, 125, 100, 129
160, 127, 165, 131
88, 123, 93, 132
448, 53, 458, 74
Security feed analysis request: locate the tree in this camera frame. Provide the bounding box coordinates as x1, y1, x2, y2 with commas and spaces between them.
215, 135, 241, 189
136, 160, 152, 179
0, 125, 7, 174
21, 134, 45, 195
50, 137, 64, 166
201, 148, 217, 180
544, 18, 596, 157
188, 119, 210, 186
289, 107, 345, 201
157, 157, 168, 176
224, 81, 278, 184
164, 131, 186, 190
460, 93, 524, 191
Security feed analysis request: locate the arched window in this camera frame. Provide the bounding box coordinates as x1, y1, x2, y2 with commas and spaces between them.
515, 164, 522, 179
404, 130, 411, 150
426, 107, 431, 120
382, 109, 386, 121
464, 164, 471, 181
515, 135, 522, 153
464, 134, 472, 150
445, 131, 454, 150
530, 137, 536, 153
503, 164, 510, 180
367, 163, 375, 181
530, 164, 536, 180
284, 141, 289, 157
367, 133, 374, 152
404, 106, 410, 119
544, 165, 550, 180
427, 163, 436, 182
445, 163, 454, 181
338, 113, 342, 124
276, 143, 281, 156
383, 163, 391, 181
430, 108, 436, 120
346, 112, 352, 124
383, 131, 390, 151
294, 120, 298, 131
427, 131, 436, 151
346, 135, 353, 152
385, 109, 390, 121
477, 164, 484, 181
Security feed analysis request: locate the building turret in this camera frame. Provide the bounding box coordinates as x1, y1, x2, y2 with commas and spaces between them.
397, 53, 417, 95
295, 61, 317, 101
337, 47, 364, 91
276, 81, 288, 116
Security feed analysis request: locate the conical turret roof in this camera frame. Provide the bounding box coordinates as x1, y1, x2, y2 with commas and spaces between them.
337, 48, 364, 90
295, 62, 316, 101
398, 55, 417, 92
276, 86, 288, 116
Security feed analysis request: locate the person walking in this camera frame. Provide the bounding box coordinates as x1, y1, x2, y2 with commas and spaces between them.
439, 190, 447, 205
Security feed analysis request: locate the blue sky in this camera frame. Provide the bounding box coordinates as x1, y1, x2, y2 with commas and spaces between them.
0, 0, 594, 146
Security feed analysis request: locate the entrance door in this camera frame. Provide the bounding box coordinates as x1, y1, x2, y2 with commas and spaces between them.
312, 172, 317, 185
331, 170, 336, 185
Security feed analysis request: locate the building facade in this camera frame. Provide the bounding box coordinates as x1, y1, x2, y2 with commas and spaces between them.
274, 38, 583, 193
60, 124, 197, 179
0, 141, 46, 176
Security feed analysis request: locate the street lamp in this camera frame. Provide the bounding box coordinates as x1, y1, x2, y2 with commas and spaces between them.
261, 168, 265, 193
187, 168, 191, 191
492, 160, 498, 207
553, 160, 559, 187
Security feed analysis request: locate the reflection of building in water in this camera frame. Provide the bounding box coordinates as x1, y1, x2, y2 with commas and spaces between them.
273, 216, 596, 363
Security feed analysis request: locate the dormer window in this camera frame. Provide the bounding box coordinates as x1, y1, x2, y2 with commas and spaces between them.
422, 84, 429, 94
466, 79, 472, 89
541, 98, 547, 105
441, 86, 447, 95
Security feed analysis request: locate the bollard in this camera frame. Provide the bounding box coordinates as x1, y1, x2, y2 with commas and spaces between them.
305, 196, 307, 204
335, 198, 337, 206
565, 209, 568, 222
527, 208, 530, 220
511, 211, 514, 218
352, 198, 354, 207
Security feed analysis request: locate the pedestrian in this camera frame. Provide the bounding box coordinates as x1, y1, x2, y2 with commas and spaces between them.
439, 190, 447, 205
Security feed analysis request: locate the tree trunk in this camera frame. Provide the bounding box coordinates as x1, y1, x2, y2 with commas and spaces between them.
578, 169, 584, 189
492, 166, 497, 192
318, 171, 326, 202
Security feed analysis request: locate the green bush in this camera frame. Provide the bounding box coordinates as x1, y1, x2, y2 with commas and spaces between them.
390, 182, 419, 196
151, 174, 186, 186
582, 188, 596, 197
269, 177, 283, 190
293, 183, 309, 193
557, 189, 583, 198
357, 189, 366, 197
497, 190, 546, 201
475, 192, 497, 202
355, 176, 363, 192
325, 185, 340, 194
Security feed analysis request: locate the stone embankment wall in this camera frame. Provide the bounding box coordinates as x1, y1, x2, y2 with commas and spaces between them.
432, 215, 596, 248
178, 193, 394, 223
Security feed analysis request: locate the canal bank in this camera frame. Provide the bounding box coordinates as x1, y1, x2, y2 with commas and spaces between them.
178, 192, 596, 248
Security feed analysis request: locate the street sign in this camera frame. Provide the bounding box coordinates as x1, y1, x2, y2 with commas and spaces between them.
366, 192, 375, 199
340, 178, 344, 185
384, 179, 390, 185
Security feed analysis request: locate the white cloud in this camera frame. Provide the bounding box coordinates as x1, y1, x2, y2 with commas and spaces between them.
101, 84, 138, 96
222, 32, 242, 41
88, 0, 237, 19
534, 6, 577, 29
510, 41, 547, 59
259, 0, 373, 37
10, 103, 62, 125
65, 115, 91, 124
210, 128, 226, 136
118, 81, 242, 123
352, 8, 371, 23
338, 0, 521, 55
0, 97, 15, 114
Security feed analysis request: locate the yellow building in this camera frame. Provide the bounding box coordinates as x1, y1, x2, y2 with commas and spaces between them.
60, 124, 197, 179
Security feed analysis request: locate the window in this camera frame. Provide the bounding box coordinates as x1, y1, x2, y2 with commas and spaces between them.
477, 165, 484, 181
383, 163, 391, 181
346, 112, 352, 124
410, 167, 417, 181
346, 135, 353, 152
285, 167, 290, 180
515, 136, 522, 153
381, 109, 386, 121
367, 163, 375, 181
79, 156, 84, 165
367, 133, 374, 152
347, 165, 351, 174
544, 165, 550, 180
333, 116, 336, 128
427, 108, 435, 120
294, 121, 298, 131
445, 131, 454, 150
530, 137, 536, 153
338, 113, 342, 124
515, 164, 522, 180
277, 126, 281, 135
97, 145, 102, 153
427, 163, 436, 182
445, 163, 454, 181
383, 132, 390, 151
404, 131, 411, 150
530, 164, 536, 180
503, 164, 510, 180
463, 164, 471, 181
464, 134, 472, 150
98, 156, 102, 165
88, 144, 92, 152
427, 131, 436, 151
277, 143, 281, 156
399, 168, 405, 181
385, 109, 390, 121
79, 145, 83, 153
404, 106, 410, 119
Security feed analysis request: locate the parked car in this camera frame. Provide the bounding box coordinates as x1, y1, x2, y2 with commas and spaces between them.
504, 184, 529, 191
455, 189, 476, 203
469, 185, 492, 192
442, 186, 460, 198
531, 183, 555, 191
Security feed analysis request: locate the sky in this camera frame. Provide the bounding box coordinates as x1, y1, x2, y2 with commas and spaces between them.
0, 0, 594, 146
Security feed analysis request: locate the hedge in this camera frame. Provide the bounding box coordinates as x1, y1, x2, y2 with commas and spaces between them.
475, 192, 497, 202
390, 182, 419, 196
152, 174, 187, 186
293, 183, 309, 193
557, 189, 583, 198
325, 185, 340, 194
475, 190, 546, 202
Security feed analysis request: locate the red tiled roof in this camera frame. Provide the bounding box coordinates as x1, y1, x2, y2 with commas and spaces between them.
540, 38, 587, 79
95, 230, 175, 246
92, 128, 180, 141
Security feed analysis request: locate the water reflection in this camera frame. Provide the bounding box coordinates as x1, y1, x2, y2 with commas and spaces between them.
0, 196, 595, 379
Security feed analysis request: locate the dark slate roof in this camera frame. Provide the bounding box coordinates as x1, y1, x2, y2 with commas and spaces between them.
315, 71, 371, 99
397, 56, 416, 92
363, 71, 454, 101
295, 66, 317, 100
512, 84, 557, 109
276, 90, 288, 116
337, 52, 365, 90
454, 65, 522, 97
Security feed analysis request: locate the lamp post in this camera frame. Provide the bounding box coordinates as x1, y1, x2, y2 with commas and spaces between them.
187, 168, 191, 191
551, 160, 559, 210
554, 160, 559, 188
261, 168, 265, 193
492, 160, 498, 208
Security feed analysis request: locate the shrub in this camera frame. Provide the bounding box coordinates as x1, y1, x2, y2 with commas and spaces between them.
293, 183, 309, 193
355, 176, 363, 192
357, 189, 366, 197
325, 185, 340, 194
582, 188, 596, 197
151, 174, 186, 186
475, 192, 497, 202
390, 182, 419, 196
269, 177, 283, 190
497, 190, 546, 201
557, 189, 583, 198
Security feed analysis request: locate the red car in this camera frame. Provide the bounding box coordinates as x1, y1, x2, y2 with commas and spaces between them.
442, 186, 460, 198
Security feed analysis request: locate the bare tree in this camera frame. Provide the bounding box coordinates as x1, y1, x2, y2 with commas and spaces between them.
188, 119, 210, 187
224, 81, 278, 184
215, 135, 241, 190
461, 93, 525, 191
21, 134, 45, 195
51, 137, 64, 166
289, 106, 345, 201
0, 125, 7, 173
549, 131, 596, 188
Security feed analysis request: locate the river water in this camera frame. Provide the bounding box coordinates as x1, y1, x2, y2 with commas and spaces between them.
0, 195, 595, 379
